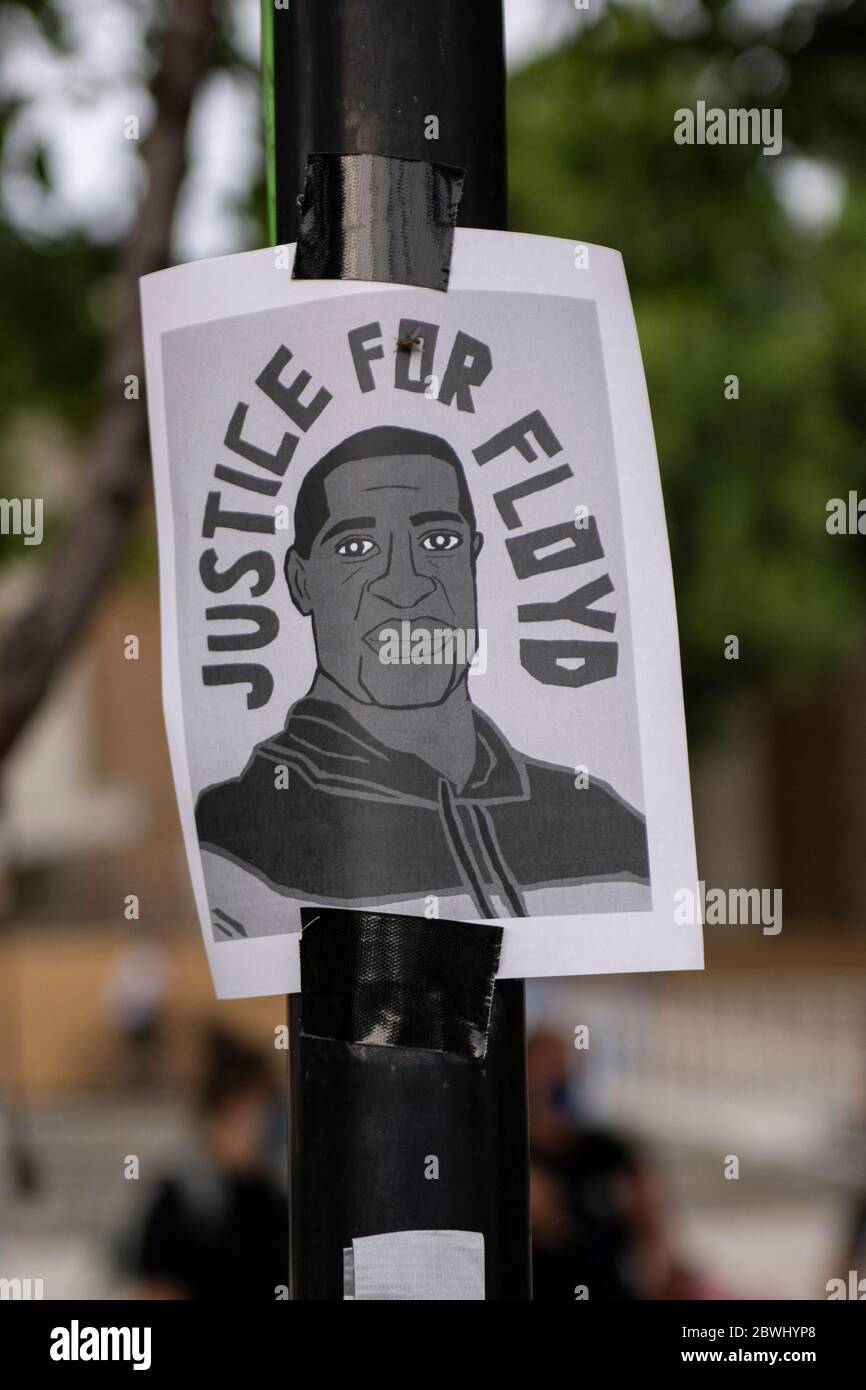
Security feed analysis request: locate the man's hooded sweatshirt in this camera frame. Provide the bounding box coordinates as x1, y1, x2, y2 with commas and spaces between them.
195, 697, 650, 935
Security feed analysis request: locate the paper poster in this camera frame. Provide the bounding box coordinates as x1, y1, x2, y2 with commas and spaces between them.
141, 229, 701, 998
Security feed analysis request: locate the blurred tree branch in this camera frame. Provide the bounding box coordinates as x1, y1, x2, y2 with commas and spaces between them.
0, 0, 213, 762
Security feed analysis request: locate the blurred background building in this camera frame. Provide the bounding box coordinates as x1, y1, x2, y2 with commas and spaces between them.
0, 0, 864, 1298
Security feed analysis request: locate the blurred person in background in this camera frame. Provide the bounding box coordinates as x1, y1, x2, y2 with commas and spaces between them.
528, 1028, 675, 1300
121, 1029, 286, 1299
103, 937, 170, 1091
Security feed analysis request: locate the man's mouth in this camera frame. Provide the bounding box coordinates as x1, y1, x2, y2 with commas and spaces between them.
362, 616, 457, 658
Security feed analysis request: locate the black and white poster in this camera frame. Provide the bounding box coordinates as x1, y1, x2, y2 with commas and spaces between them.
141, 229, 701, 997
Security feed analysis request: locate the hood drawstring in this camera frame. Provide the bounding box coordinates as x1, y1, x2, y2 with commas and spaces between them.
438, 780, 495, 918
473, 806, 528, 919
438, 780, 529, 920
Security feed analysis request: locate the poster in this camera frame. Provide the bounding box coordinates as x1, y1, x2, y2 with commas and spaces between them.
141, 229, 701, 998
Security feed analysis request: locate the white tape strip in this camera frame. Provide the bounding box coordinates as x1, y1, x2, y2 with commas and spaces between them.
343, 1229, 485, 1301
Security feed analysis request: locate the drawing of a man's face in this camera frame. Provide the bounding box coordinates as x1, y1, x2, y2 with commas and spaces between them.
287, 447, 483, 708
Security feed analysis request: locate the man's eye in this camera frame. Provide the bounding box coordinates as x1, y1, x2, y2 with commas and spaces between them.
420, 531, 462, 553
336, 537, 378, 558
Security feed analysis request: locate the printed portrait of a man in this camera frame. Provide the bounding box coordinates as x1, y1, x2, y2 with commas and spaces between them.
195, 425, 650, 937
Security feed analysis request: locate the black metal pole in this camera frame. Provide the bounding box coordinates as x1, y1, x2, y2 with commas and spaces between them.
271, 0, 508, 242
269, 0, 531, 1300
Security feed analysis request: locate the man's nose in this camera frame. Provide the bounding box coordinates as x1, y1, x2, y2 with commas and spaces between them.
368, 535, 437, 609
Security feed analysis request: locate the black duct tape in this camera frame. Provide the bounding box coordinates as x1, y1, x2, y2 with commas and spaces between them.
299, 909, 503, 1060
292, 153, 465, 291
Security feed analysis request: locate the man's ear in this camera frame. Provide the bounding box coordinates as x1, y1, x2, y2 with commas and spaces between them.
285, 548, 313, 616
472, 531, 484, 560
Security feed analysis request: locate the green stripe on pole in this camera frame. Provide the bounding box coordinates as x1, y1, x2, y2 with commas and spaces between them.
261, 0, 277, 245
